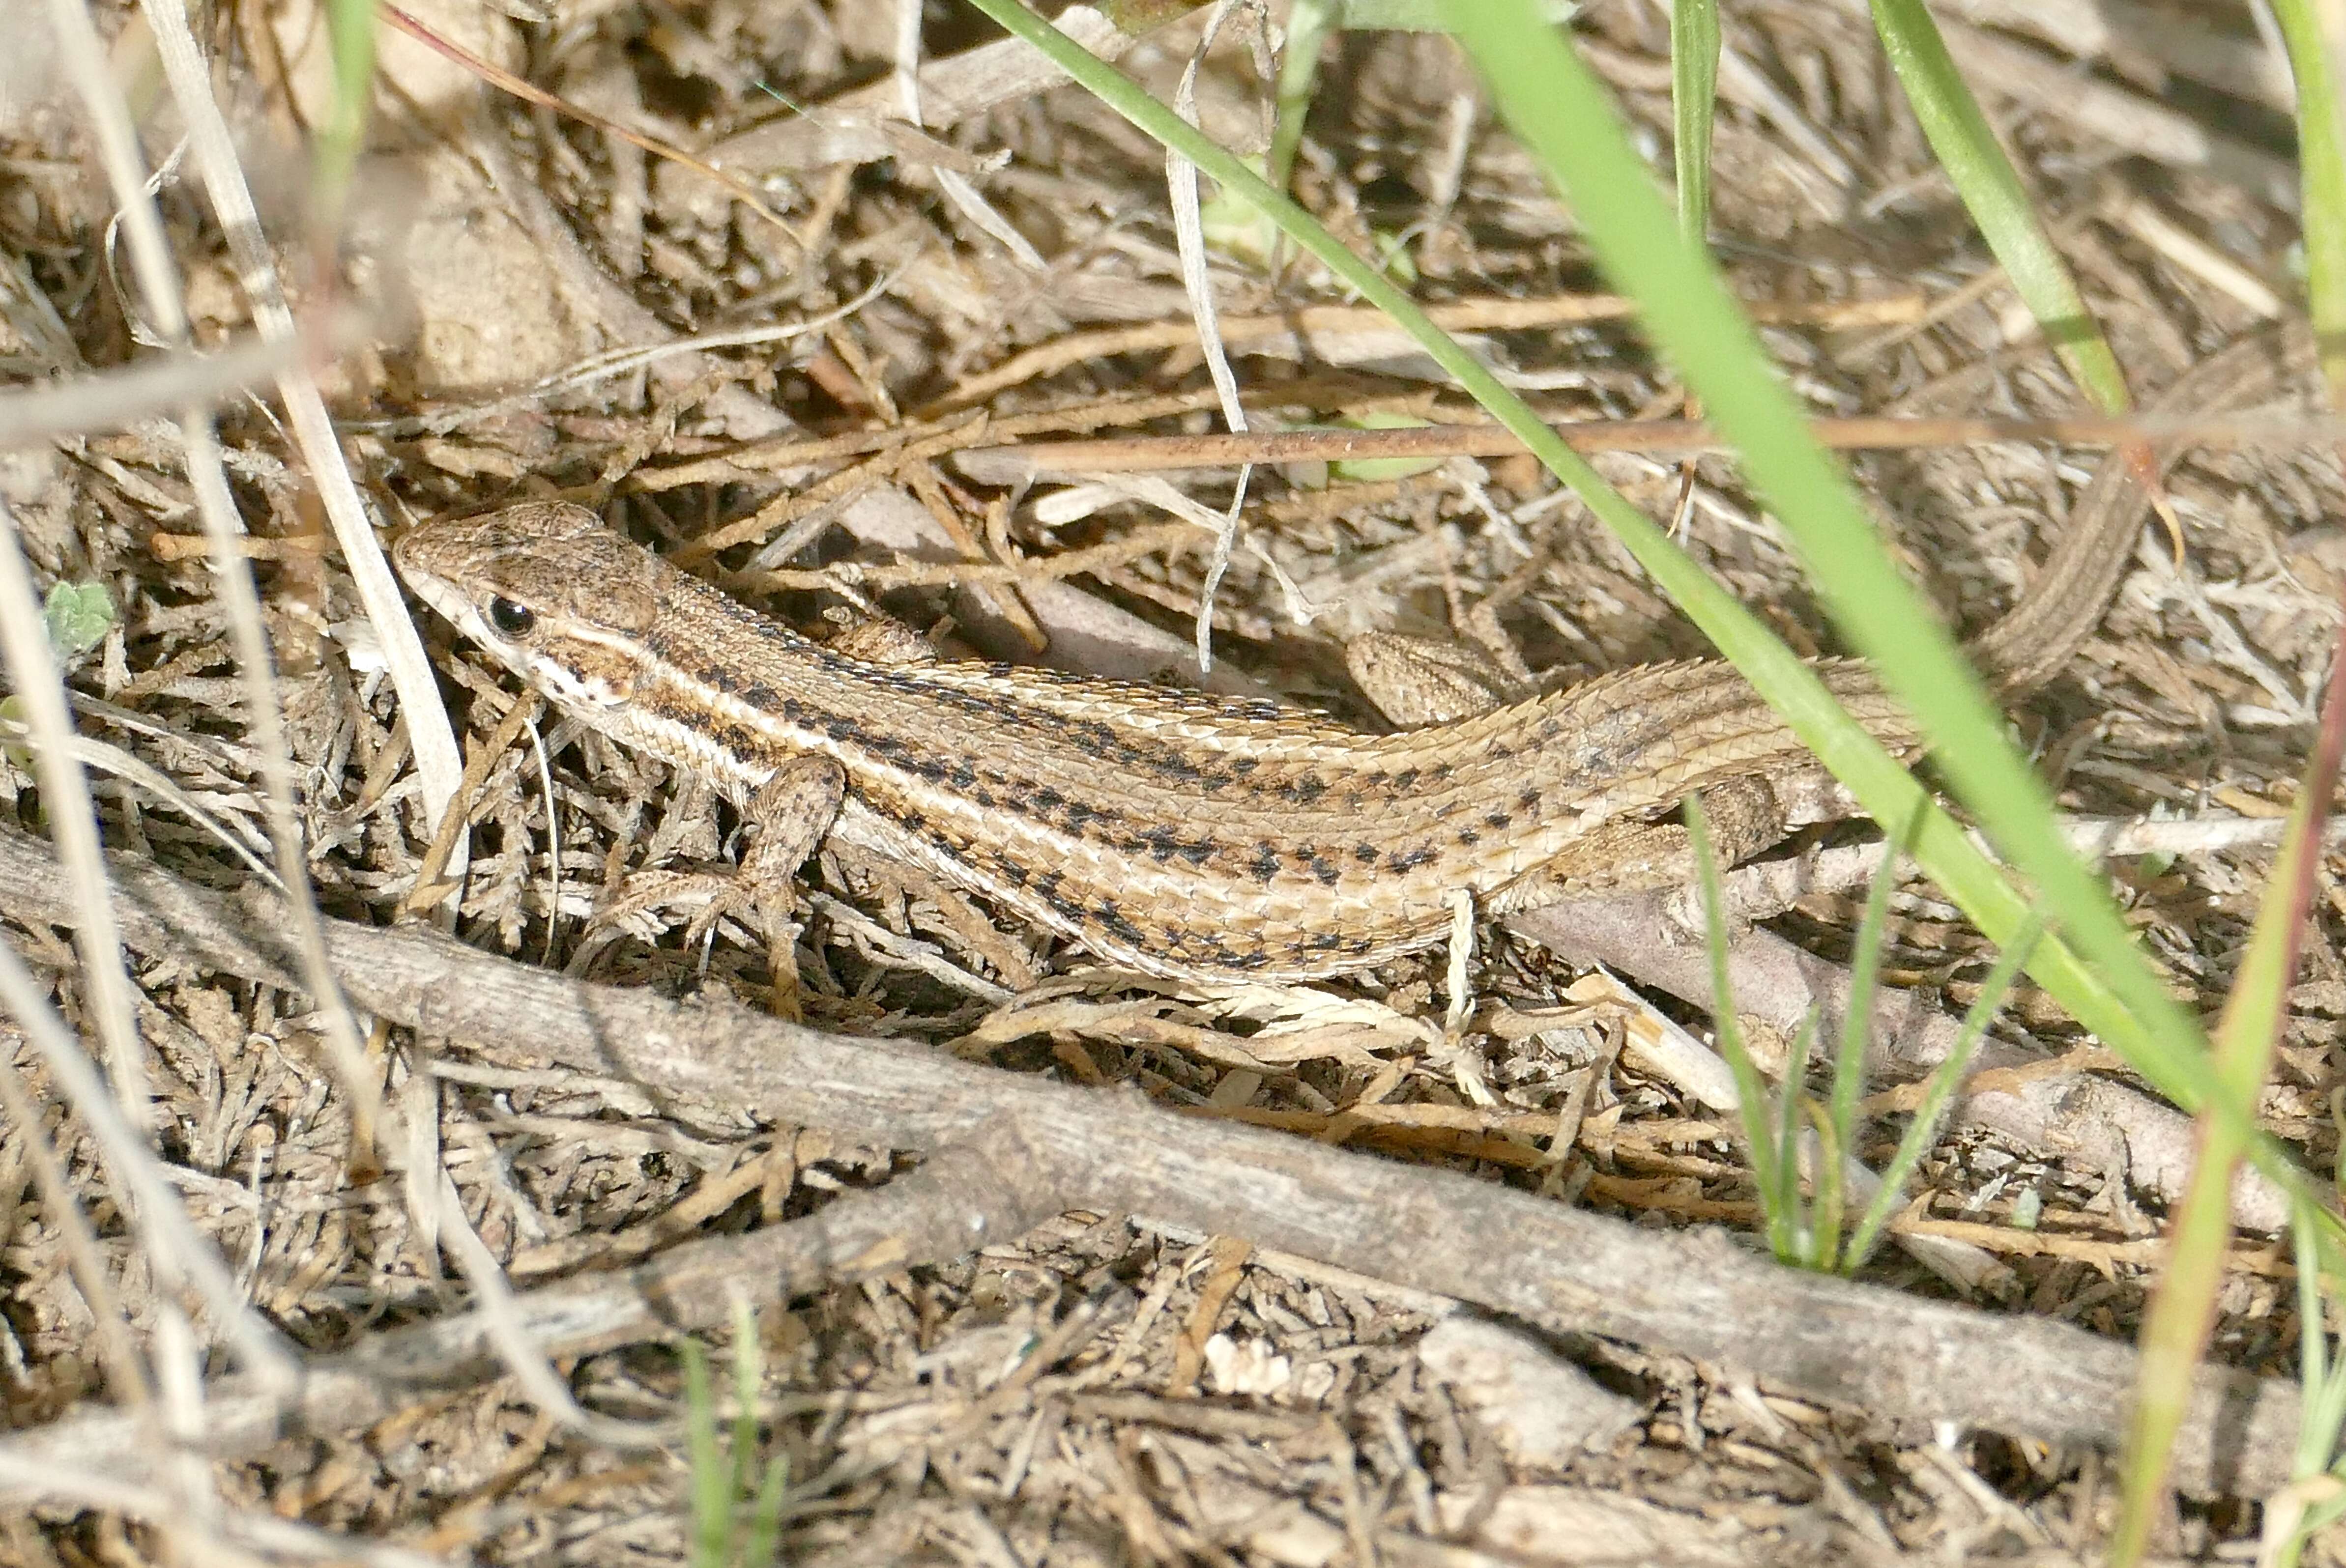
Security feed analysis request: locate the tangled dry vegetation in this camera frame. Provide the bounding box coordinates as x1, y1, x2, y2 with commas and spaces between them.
0, 0, 2341, 1562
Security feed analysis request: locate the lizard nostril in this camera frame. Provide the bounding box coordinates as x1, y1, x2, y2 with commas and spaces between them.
487, 598, 537, 637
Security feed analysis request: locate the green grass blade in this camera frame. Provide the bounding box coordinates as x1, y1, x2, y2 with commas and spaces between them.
1669, 0, 1718, 246
2115, 1039, 2281, 1563
1270, 0, 1337, 193
2272, 0, 2346, 404
1830, 805, 1919, 1241
729, 1297, 763, 1515
1868, 0, 2127, 411
312, 0, 377, 262
2127, 16, 2346, 1554
745, 1455, 790, 1568
2295, 1207, 2346, 1478
680, 1339, 731, 1568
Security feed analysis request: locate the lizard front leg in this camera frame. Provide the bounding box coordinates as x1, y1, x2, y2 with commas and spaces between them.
589, 609, 927, 1008
593, 752, 846, 1015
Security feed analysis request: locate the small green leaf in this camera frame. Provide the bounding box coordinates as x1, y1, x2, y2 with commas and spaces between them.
0, 695, 31, 777
1329, 410, 1445, 482
1198, 157, 1286, 265
1201, 157, 1417, 285
43, 581, 114, 666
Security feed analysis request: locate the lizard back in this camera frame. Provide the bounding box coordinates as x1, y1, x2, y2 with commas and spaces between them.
396, 503, 1918, 978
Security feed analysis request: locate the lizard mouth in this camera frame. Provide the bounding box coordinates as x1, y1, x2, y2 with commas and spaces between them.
393, 555, 497, 655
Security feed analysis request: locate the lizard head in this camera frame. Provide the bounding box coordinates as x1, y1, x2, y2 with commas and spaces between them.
393, 502, 663, 710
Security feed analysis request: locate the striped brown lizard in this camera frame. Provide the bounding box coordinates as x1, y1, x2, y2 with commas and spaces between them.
392, 327, 2308, 982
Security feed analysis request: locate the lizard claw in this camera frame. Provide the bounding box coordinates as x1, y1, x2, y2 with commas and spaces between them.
586, 865, 741, 941
589, 864, 806, 1017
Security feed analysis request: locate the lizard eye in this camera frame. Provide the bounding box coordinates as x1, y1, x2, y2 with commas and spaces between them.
486, 597, 536, 638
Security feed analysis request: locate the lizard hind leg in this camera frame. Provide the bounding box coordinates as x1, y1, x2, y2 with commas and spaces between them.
1488, 773, 1790, 914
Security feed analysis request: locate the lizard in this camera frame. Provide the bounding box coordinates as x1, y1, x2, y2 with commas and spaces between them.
391, 325, 2311, 983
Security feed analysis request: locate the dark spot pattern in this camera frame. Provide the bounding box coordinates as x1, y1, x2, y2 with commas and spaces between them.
1093, 899, 1147, 947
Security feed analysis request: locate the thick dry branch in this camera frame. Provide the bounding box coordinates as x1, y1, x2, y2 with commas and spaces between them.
0, 1113, 1067, 1493
0, 824, 2301, 1497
